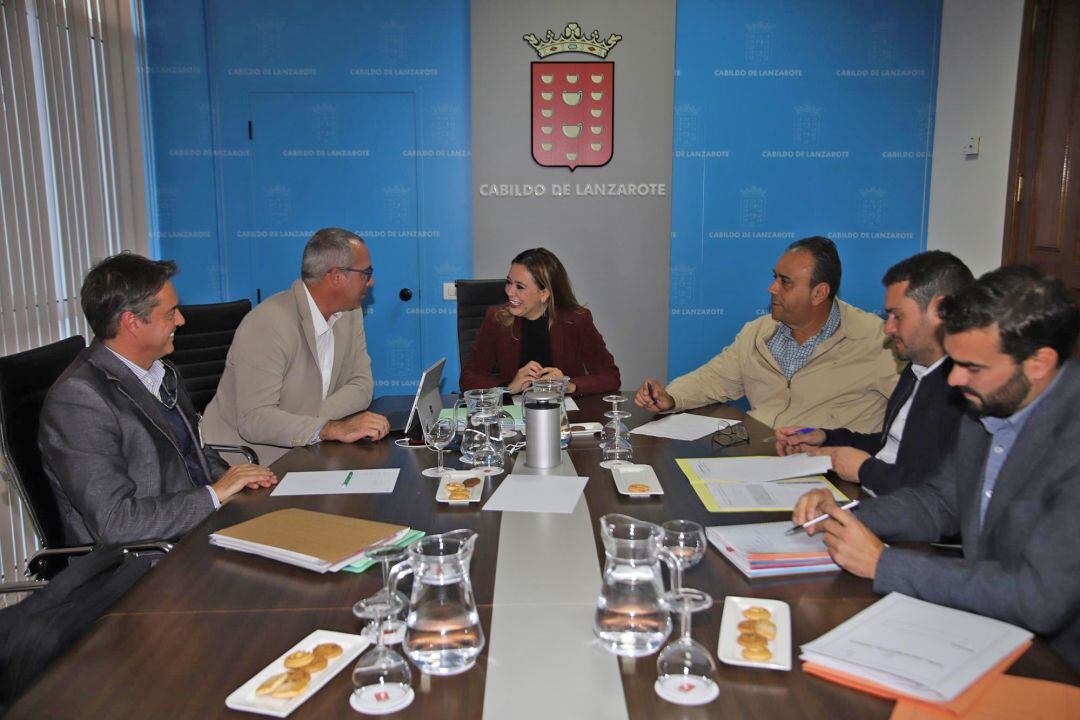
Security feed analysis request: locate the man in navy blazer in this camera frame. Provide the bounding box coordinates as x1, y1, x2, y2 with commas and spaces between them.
776, 251, 973, 495
794, 265, 1080, 671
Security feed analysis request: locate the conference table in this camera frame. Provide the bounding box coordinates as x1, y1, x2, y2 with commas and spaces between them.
6, 394, 1077, 718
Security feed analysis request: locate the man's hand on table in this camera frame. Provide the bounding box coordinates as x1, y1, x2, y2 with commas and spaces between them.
634, 379, 674, 412
320, 411, 390, 443
774, 425, 826, 455
793, 488, 884, 580
807, 445, 870, 483
212, 464, 277, 502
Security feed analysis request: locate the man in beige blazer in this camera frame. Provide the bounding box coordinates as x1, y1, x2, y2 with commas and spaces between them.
202, 228, 389, 464
635, 236, 900, 433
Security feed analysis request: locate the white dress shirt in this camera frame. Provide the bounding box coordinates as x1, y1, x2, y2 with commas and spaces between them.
875, 355, 946, 464
303, 283, 342, 400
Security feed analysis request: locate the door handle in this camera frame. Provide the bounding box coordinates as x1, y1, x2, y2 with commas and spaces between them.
399, 288, 413, 301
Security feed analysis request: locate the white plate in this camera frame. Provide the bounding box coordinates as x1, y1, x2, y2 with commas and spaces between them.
435, 471, 484, 504
717, 597, 791, 671
569, 421, 602, 437
611, 464, 664, 497
225, 629, 369, 717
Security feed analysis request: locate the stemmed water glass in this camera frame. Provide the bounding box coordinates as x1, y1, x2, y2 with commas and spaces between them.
654, 588, 718, 705
352, 545, 409, 644
655, 519, 717, 705
351, 587, 414, 714
422, 416, 456, 478
661, 520, 710, 612
599, 394, 633, 469
471, 405, 505, 477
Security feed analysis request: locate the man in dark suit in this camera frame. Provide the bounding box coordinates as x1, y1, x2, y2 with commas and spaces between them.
776, 251, 973, 495
39, 254, 277, 545
794, 265, 1080, 670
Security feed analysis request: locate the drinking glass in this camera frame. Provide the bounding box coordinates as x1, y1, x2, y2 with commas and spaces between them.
654, 588, 718, 706
661, 520, 710, 613
422, 416, 456, 478
353, 545, 409, 644
600, 394, 633, 469
471, 405, 505, 477
351, 609, 414, 714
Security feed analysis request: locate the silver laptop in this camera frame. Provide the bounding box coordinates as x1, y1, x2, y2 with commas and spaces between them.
386, 357, 445, 435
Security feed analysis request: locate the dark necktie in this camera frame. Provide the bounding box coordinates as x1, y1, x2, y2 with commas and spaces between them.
157, 366, 211, 486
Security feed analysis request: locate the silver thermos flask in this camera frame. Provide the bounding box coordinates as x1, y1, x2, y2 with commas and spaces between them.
524, 388, 561, 469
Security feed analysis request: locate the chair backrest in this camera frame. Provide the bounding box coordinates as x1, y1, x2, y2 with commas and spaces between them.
455, 279, 506, 370
165, 299, 252, 414
0, 336, 86, 548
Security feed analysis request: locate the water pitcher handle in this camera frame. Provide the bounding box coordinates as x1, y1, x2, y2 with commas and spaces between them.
658, 546, 682, 596
386, 558, 413, 599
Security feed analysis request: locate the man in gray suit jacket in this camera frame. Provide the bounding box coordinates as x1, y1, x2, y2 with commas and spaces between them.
202, 228, 389, 464
794, 265, 1080, 671
39, 254, 277, 545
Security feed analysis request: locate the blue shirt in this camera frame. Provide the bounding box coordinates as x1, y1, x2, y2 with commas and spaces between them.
765, 300, 841, 380
977, 369, 1064, 526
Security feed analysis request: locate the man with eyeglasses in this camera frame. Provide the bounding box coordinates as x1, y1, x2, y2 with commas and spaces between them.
203, 228, 389, 464
39, 254, 278, 545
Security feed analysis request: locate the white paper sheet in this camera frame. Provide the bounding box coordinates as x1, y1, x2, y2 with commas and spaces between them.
705, 478, 842, 510
482, 474, 588, 514
801, 593, 1033, 702
271, 469, 399, 496
630, 414, 737, 441
690, 453, 832, 483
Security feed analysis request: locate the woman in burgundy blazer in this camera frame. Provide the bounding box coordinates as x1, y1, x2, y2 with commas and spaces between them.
460, 248, 620, 397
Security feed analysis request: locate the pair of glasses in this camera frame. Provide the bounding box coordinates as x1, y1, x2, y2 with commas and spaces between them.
340, 265, 374, 280
711, 423, 749, 447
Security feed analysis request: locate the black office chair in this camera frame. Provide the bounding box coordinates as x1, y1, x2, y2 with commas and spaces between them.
455, 279, 506, 370
0, 336, 174, 583
166, 299, 251, 414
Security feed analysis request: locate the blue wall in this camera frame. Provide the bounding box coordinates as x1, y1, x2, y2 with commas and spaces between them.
669, 0, 942, 380
144, 0, 471, 391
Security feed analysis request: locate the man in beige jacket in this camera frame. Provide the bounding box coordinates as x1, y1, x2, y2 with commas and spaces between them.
202, 228, 389, 464
636, 236, 900, 433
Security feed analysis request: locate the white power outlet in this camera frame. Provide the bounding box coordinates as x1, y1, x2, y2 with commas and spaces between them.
443, 282, 457, 301
963, 136, 980, 156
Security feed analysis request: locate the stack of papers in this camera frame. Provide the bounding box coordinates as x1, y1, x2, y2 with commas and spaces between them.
678, 455, 847, 512
209, 508, 410, 573
801, 593, 1033, 704
706, 521, 840, 578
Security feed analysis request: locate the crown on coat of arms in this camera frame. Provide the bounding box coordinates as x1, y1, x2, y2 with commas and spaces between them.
523, 22, 622, 59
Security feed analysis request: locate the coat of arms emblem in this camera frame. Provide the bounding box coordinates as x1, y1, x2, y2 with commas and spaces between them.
523, 22, 621, 170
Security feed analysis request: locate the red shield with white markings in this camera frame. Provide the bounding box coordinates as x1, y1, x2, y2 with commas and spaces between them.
531, 61, 613, 170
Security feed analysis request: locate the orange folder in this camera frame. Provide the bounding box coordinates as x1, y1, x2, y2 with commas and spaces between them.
889, 675, 1080, 720
802, 641, 1032, 717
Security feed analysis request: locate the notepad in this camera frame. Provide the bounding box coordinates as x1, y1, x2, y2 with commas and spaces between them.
272, 469, 399, 496
209, 508, 409, 573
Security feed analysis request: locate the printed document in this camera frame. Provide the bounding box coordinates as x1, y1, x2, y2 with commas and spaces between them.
690, 454, 832, 483
801, 593, 1033, 702
705, 478, 843, 511
631, 414, 738, 441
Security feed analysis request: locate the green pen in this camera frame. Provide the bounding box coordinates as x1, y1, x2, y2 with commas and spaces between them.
341, 471, 354, 488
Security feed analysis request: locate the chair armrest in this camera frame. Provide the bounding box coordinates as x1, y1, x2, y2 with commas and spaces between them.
120, 541, 174, 559
26, 545, 94, 579
209, 443, 260, 464
0, 580, 48, 594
